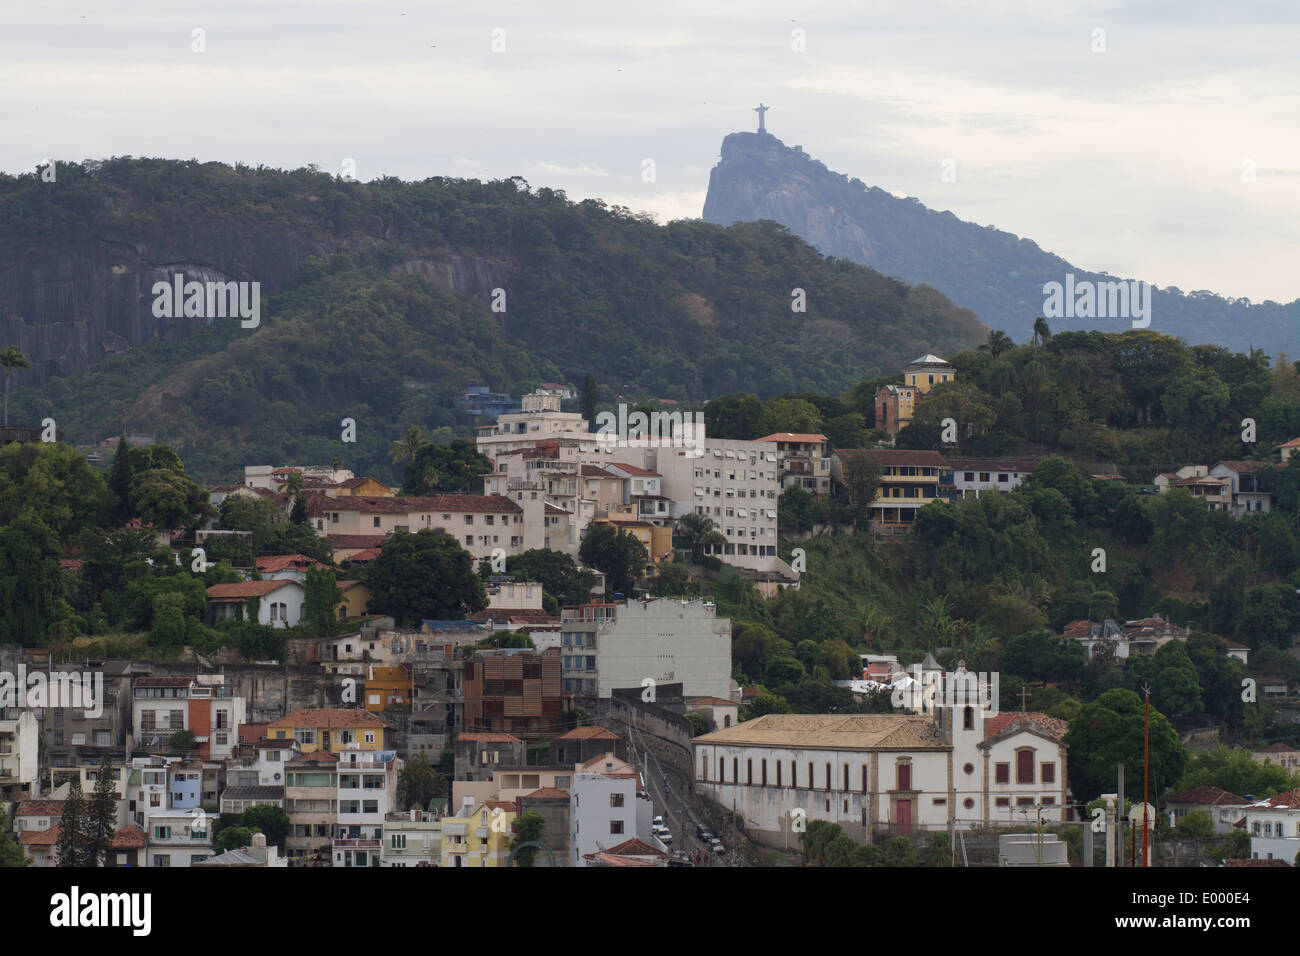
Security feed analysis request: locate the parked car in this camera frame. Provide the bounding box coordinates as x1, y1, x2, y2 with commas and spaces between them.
653, 816, 665, 828
710, 838, 724, 855
697, 824, 715, 841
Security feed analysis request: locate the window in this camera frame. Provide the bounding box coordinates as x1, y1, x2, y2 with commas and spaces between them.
610, 793, 625, 808
1016, 749, 1035, 784
610, 820, 624, 835
1040, 762, 1055, 784
897, 762, 911, 791
995, 763, 1009, 784
996, 797, 1010, 807
373, 516, 381, 527
1017, 797, 1034, 807
391, 834, 406, 849
747, 759, 753, 785
963, 798, 974, 809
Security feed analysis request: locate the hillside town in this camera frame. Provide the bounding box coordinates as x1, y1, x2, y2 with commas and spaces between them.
3, 347, 1299, 870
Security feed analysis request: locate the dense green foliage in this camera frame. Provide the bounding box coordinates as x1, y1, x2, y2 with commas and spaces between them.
5, 158, 986, 485
361, 528, 486, 625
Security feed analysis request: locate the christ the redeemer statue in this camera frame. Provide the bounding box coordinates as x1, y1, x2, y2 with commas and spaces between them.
754, 103, 769, 134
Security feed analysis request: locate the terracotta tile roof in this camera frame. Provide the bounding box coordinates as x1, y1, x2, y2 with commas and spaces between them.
694, 714, 949, 751
255, 554, 329, 573
755, 433, 828, 444
1277, 437, 1300, 449
19, 826, 60, 846
487, 800, 515, 813
1165, 785, 1249, 807
111, 825, 148, 849
1246, 788, 1300, 810
585, 851, 658, 866
457, 732, 523, 743
603, 837, 666, 857
1224, 858, 1291, 867
256, 737, 295, 750
581, 752, 624, 768
1214, 460, 1272, 474
984, 712, 1069, 743
15, 800, 66, 817
522, 787, 571, 799
544, 503, 570, 515
346, 548, 383, 562
560, 726, 619, 740
581, 465, 616, 478
275, 708, 390, 730
206, 580, 302, 600
308, 494, 522, 516
607, 462, 659, 477
1257, 743, 1299, 753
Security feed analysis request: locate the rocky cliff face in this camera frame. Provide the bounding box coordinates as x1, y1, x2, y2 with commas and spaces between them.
703, 132, 1299, 354
0, 221, 507, 388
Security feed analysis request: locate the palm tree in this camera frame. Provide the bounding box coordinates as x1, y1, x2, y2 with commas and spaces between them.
1032, 317, 1051, 348
1, 346, 30, 427
979, 330, 1014, 360
675, 512, 726, 561
390, 425, 429, 464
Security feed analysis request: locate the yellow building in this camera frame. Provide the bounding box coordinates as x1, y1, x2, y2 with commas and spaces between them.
334, 580, 372, 620
336, 477, 396, 497
904, 353, 955, 394
267, 708, 390, 753
835, 449, 947, 526
363, 666, 412, 713
440, 799, 517, 867
591, 518, 672, 564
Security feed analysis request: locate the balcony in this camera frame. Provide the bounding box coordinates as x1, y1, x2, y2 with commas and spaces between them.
331, 838, 381, 848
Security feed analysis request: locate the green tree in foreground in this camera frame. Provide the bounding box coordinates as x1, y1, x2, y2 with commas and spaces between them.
397, 754, 440, 811
56, 777, 87, 867
510, 810, 546, 867
0, 806, 30, 866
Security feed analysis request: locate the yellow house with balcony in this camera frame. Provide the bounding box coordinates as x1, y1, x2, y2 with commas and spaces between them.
440, 797, 517, 867
834, 449, 947, 527
267, 708, 390, 753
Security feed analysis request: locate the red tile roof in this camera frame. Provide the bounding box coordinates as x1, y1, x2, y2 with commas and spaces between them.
1247, 788, 1300, 810
327, 534, 388, 549
1165, 785, 1248, 806
603, 837, 666, 857
560, 726, 619, 740
523, 787, 571, 799
255, 554, 329, 573
206, 580, 301, 600
1214, 460, 1272, 474
19, 826, 60, 846
581, 465, 616, 478
308, 494, 522, 516
111, 825, 148, 849
15, 800, 66, 817
275, 708, 390, 730
687, 697, 737, 708
984, 712, 1069, 742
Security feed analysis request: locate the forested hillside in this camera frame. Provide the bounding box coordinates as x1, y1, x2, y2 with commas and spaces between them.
1, 158, 985, 482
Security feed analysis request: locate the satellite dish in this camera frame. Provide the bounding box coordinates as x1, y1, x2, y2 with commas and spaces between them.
1128, 802, 1156, 825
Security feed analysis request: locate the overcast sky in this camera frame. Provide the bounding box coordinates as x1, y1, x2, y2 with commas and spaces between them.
3, 0, 1298, 303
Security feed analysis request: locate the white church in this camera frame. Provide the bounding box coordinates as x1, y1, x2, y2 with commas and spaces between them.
692, 663, 1069, 846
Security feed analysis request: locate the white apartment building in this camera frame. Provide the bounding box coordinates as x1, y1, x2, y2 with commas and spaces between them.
382, 810, 443, 867
946, 458, 1038, 499
1244, 790, 1300, 863
560, 598, 732, 699
646, 438, 784, 572
145, 807, 213, 867
0, 708, 39, 801
756, 433, 832, 495
571, 759, 653, 867
306, 493, 543, 561
132, 675, 247, 759
332, 747, 402, 868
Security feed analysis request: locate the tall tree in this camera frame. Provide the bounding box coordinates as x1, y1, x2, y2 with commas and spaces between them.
0, 806, 30, 867
85, 753, 119, 866
580, 373, 598, 424
303, 565, 345, 637
0, 345, 29, 427
56, 777, 87, 867
397, 754, 440, 811
509, 810, 546, 867
361, 529, 486, 625
390, 425, 429, 465
106, 434, 134, 525
1032, 316, 1051, 348
579, 524, 648, 593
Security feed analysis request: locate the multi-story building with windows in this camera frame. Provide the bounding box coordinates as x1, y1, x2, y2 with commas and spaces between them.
646, 438, 784, 572
266, 708, 390, 754
132, 675, 246, 759
332, 747, 401, 868
559, 598, 731, 700
284, 749, 338, 864
756, 433, 831, 495
833, 449, 946, 527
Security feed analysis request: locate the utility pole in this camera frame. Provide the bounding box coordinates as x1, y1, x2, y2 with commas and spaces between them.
1143, 683, 1151, 868
1117, 763, 1125, 866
